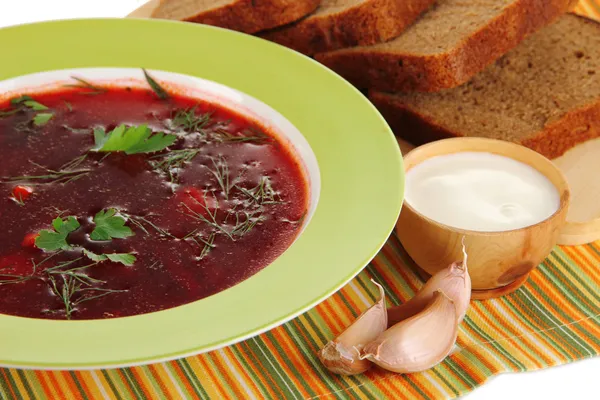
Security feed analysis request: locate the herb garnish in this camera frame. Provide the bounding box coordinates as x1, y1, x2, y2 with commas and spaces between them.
121, 212, 176, 239
1, 95, 54, 127
0, 263, 37, 286
0, 109, 20, 118
4, 208, 137, 318
168, 107, 212, 133
63, 76, 107, 96
47, 273, 127, 319
83, 249, 137, 266
62, 125, 90, 134
189, 232, 216, 260
181, 191, 266, 242
23, 100, 48, 111
2, 156, 90, 185
33, 113, 54, 126
143, 69, 170, 100
149, 148, 201, 186
35, 216, 80, 251
93, 124, 177, 155
90, 208, 135, 241
237, 176, 283, 206
282, 212, 307, 226
208, 155, 236, 199
216, 128, 270, 144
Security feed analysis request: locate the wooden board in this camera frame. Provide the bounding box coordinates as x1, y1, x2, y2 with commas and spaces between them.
552, 138, 600, 245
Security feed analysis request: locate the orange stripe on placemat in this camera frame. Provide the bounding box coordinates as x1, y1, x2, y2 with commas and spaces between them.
72, 371, 95, 399
0, 370, 19, 400
317, 300, 349, 334
531, 269, 600, 329
483, 302, 548, 367
33, 371, 57, 400
467, 306, 535, 367
236, 340, 287, 399
541, 255, 600, 315
507, 293, 581, 360
563, 247, 600, 283
258, 334, 313, 398
167, 361, 198, 398
190, 356, 230, 399
223, 346, 264, 396
490, 301, 559, 366
50, 372, 77, 399
270, 328, 331, 395
148, 363, 189, 399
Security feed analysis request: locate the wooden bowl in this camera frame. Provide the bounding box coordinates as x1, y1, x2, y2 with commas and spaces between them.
397, 138, 570, 299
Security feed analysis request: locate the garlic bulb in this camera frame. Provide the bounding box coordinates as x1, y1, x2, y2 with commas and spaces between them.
362, 290, 458, 373
318, 281, 387, 375
388, 244, 471, 326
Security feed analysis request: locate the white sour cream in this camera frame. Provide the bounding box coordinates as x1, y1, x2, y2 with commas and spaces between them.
405, 152, 560, 232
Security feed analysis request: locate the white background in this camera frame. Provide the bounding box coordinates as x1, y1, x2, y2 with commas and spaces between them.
0, 1, 597, 399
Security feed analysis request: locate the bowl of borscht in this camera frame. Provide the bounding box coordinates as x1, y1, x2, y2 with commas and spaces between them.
0, 18, 403, 369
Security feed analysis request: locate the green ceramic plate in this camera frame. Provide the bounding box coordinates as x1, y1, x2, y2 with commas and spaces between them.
0, 18, 403, 369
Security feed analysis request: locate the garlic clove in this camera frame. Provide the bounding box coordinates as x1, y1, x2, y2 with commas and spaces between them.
318, 281, 388, 375
388, 242, 471, 326
362, 290, 458, 374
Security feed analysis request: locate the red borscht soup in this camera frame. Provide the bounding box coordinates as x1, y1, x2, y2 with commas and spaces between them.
0, 73, 308, 320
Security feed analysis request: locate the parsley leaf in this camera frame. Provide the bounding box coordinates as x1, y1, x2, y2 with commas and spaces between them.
35, 216, 80, 251
10, 95, 33, 105
90, 208, 134, 241
24, 100, 48, 111
106, 253, 137, 266
33, 113, 54, 126
83, 249, 137, 266
92, 124, 177, 154
83, 249, 107, 262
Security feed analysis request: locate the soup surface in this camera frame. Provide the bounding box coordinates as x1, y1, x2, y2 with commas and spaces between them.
0, 75, 308, 320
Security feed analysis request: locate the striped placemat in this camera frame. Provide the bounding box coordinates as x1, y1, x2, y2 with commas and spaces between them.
1, 2, 599, 399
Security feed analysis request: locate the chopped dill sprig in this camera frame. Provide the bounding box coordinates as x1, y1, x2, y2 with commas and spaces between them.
237, 176, 284, 206
282, 212, 307, 226
180, 192, 234, 240
62, 125, 90, 134
63, 76, 107, 96
181, 192, 265, 241
47, 273, 126, 319
208, 155, 234, 199
121, 212, 176, 239
190, 232, 216, 260
0, 263, 35, 285
2, 155, 90, 185
149, 148, 201, 185
215, 128, 271, 144
0, 252, 58, 286
231, 211, 266, 237
143, 69, 170, 100
167, 107, 212, 134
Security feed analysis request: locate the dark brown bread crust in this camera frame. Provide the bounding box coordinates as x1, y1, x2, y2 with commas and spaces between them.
152, 0, 321, 34
258, 0, 435, 56
316, 0, 578, 92
369, 90, 600, 160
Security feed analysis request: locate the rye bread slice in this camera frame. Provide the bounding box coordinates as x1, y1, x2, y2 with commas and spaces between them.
316, 0, 578, 92
258, 0, 436, 56
151, 0, 321, 34
369, 14, 600, 160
